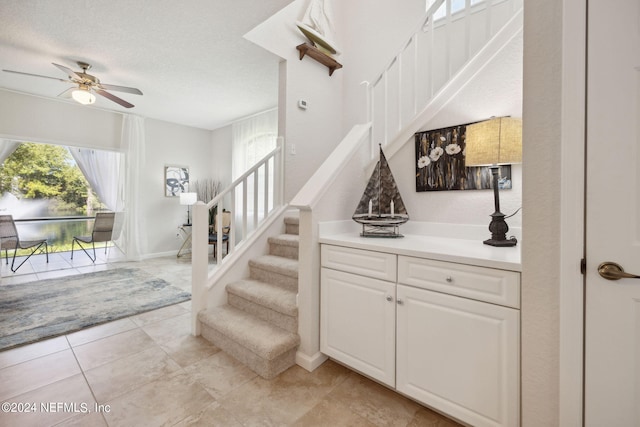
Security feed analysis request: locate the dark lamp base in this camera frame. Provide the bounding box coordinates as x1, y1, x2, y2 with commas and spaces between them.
483, 166, 518, 248
484, 237, 517, 247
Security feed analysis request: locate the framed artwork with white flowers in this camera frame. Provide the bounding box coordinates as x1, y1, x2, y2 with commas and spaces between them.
415, 123, 512, 191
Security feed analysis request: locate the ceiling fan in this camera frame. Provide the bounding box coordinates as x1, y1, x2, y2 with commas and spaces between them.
2, 61, 143, 108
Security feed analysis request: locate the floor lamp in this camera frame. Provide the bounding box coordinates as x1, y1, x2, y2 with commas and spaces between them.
179, 192, 197, 225
465, 117, 522, 247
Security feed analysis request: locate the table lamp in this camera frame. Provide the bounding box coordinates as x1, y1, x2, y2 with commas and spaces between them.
465, 117, 522, 247
179, 192, 197, 225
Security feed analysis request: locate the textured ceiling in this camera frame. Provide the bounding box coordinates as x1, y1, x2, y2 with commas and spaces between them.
0, 0, 294, 130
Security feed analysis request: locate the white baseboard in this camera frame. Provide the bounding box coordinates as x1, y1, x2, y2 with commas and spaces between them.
296, 351, 328, 372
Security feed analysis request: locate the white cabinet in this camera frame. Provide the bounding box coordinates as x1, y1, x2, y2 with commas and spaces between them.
320, 268, 396, 386
320, 244, 521, 427
396, 284, 519, 427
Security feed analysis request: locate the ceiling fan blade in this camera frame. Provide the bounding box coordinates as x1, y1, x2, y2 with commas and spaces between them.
2, 69, 69, 82
95, 89, 134, 108
99, 83, 143, 95
52, 63, 83, 80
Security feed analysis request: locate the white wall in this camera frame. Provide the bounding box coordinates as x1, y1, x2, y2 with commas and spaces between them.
210, 125, 233, 188
0, 89, 122, 149
337, 1, 523, 228
388, 29, 523, 228
0, 89, 215, 257
143, 118, 214, 255
246, 0, 344, 201
521, 0, 562, 424
340, 0, 426, 129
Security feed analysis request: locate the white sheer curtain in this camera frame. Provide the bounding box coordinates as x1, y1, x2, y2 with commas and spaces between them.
0, 140, 21, 165
232, 108, 278, 178
232, 109, 277, 231
69, 147, 121, 211
116, 114, 146, 261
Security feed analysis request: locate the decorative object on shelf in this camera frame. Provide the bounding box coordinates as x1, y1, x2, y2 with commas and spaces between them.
465, 116, 522, 247
295, 0, 342, 76
415, 123, 512, 191
353, 145, 409, 237
165, 165, 189, 197
296, 0, 340, 56
179, 192, 197, 225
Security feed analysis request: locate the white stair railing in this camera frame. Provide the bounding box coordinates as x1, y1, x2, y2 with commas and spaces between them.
191, 137, 285, 331
365, 0, 522, 158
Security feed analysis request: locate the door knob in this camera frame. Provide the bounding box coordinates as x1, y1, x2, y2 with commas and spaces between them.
597, 262, 640, 280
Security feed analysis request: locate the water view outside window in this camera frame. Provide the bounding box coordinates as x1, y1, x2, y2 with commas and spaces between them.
0, 142, 106, 251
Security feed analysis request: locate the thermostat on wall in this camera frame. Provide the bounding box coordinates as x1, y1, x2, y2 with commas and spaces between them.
298, 99, 308, 110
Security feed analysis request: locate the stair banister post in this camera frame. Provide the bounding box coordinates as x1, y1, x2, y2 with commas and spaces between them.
264, 159, 270, 220
229, 187, 236, 254
216, 201, 223, 265
277, 136, 285, 206
253, 170, 259, 230
191, 201, 208, 336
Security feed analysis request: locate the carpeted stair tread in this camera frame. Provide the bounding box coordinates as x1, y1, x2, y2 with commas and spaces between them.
249, 255, 298, 278
199, 305, 299, 360
226, 279, 297, 317
268, 234, 299, 247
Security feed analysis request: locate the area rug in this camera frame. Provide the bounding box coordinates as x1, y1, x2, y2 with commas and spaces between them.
0, 267, 191, 351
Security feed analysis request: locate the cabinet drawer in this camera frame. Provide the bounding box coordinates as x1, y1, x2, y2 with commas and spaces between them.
321, 244, 396, 282
397, 256, 520, 308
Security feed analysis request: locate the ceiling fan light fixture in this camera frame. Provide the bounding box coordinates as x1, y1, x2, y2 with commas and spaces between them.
71, 86, 96, 105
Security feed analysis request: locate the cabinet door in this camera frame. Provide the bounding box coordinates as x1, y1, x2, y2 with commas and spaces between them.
396, 285, 519, 427
321, 268, 396, 387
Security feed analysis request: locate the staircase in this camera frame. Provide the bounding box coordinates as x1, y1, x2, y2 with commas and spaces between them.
192, 0, 523, 379
198, 214, 300, 379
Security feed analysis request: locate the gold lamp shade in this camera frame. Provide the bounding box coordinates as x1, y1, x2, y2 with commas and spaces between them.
465, 117, 522, 166
465, 116, 522, 247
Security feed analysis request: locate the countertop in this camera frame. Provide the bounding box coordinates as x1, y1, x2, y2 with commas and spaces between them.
319, 231, 521, 272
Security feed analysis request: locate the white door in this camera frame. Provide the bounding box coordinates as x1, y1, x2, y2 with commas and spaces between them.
585, 1, 640, 425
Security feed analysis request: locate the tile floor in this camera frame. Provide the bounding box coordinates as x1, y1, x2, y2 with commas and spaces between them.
0, 253, 462, 427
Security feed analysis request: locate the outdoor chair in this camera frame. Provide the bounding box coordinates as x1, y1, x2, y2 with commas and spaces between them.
71, 212, 115, 262
209, 209, 231, 258
0, 215, 49, 273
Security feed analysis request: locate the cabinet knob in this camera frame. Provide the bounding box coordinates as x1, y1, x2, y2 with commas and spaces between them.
446, 276, 453, 283
386, 295, 393, 302
397, 299, 404, 305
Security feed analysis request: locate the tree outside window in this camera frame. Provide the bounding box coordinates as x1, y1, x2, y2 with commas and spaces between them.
0, 142, 103, 217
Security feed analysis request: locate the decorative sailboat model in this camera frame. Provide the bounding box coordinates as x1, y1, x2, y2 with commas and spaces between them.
296, 0, 341, 56
353, 146, 409, 237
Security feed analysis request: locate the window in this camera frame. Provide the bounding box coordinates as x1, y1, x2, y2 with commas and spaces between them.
0, 142, 103, 218
0, 141, 120, 251
232, 109, 278, 229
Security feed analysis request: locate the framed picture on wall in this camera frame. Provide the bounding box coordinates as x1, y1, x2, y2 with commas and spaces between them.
415, 124, 512, 192
165, 165, 189, 197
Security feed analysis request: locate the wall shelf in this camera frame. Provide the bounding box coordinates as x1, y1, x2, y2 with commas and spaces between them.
296, 43, 342, 76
